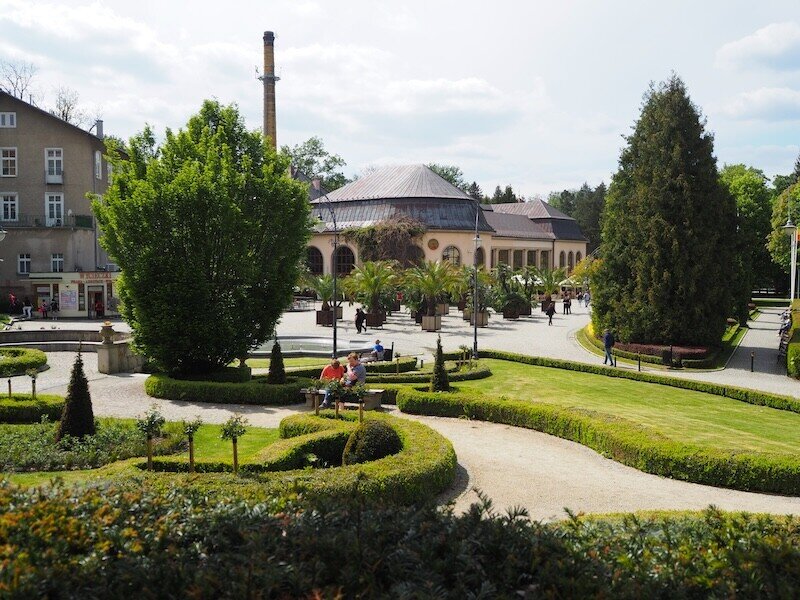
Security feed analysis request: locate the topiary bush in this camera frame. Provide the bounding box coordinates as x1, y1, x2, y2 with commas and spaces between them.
0, 348, 47, 377
0, 394, 64, 424
431, 335, 450, 392
55, 354, 95, 441
267, 340, 286, 384
342, 420, 402, 465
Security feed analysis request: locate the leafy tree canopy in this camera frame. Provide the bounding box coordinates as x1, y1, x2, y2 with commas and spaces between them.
768, 182, 800, 276
592, 75, 736, 346
548, 183, 606, 253
281, 136, 350, 190
94, 100, 310, 375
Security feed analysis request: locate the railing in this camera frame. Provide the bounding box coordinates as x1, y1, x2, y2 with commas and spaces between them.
0, 214, 93, 228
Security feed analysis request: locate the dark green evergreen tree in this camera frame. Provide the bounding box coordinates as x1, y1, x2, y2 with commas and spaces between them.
466, 181, 483, 200
55, 353, 95, 441
267, 340, 286, 384
592, 75, 736, 346
430, 336, 450, 392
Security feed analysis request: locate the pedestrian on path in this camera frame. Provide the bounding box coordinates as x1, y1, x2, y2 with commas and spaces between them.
584, 291, 591, 307
355, 308, 366, 334
39, 301, 48, 319
546, 301, 556, 325
603, 328, 616, 366
22, 297, 32, 319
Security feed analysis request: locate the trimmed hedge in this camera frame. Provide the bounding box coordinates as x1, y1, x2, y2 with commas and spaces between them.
145, 374, 308, 405
0, 348, 47, 377
467, 349, 800, 415
396, 388, 800, 495
174, 366, 253, 383
581, 327, 719, 368
287, 356, 418, 378
366, 366, 492, 384
788, 329, 800, 378
147, 412, 456, 505
0, 394, 64, 423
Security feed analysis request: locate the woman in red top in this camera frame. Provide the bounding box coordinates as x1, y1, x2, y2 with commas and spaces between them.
320, 359, 345, 408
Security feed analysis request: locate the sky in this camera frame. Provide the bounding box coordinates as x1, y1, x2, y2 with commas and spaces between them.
3, 0, 800, 198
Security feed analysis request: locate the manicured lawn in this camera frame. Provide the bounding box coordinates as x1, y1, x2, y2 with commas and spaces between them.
246, 357, 329, 369
460, 359, 800, 454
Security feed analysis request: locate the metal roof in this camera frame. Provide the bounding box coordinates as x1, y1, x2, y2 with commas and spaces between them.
483, 211, 555, 240
317, 164, 473, 203
492, 198, 574, 220
533, 219, 588, 241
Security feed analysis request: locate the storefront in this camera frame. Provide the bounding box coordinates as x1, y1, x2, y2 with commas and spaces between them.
27, 271, 121, 319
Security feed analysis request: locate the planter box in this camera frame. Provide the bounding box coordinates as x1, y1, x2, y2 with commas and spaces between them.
457, 298, 467, 311
414, 311, 424, 324
421, 315, 442, 331
503, 307, 520, 320
519, 304, 532, 316
435, 303, 449, 316
391, 300, 401, 312
366, 312, 384, 327
462, 308, 472, 321
471, 311, 489, 327
316, 310, 333, 326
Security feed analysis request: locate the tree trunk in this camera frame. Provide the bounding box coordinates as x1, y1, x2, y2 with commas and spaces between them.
147, 436, 153, 471
232, 438, 239, 475
189, 437, 195, 473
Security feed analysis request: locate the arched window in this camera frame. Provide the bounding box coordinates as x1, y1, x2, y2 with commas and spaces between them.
334, 246, 356, 275
306, 247, 323, 275
559, 251, 566, 269
576, 251, 582, 264
442, 245, 461, 266
475, 247, 485, 267
567, 251, 574, 273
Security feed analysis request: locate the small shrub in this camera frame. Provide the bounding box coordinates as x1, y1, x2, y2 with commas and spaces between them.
145, 374, 306, 405
55, 354, 95, 441
342, 420, 402, 465
0, 347, 47, 377
431, 335, 450, 392
267, 340, 286, 384
0, 394, 64, 424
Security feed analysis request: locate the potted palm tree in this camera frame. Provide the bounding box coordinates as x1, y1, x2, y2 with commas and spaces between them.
493, 264, 528, 320
405, 261, 457, 332
305, 273, 342, 326
466, 269, 492, 326
345, 261, 395, 327
534, 267, 566, 312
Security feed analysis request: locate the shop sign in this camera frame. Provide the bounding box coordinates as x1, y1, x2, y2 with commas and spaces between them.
60, 290, 78, 310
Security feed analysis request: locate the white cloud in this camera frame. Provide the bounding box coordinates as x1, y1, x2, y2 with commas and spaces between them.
716, 22, 800, 71
722, 87, 800, 121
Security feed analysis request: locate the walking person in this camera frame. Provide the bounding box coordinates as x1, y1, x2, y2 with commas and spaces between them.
354, 308, 366, 334
566, 293, 572, 315
546, 301, 556, 326
50, 297, 59, 320
39, 301, 48, 320
602, 328, 616, 366
22, 297, 32, 319
562, 294, 569, 314
584, 290, 591, 308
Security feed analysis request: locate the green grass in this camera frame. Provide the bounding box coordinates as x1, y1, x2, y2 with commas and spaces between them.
4, 423, 279, 487
245, 357, 329, 369
0, 314, 10, 325
752, 298, 790, 308
459, 359, 800, 454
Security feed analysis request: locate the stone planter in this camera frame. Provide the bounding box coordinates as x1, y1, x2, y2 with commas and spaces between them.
471, 311, 489, 327
503, 307, 520, 320
519, 304, 532, 316
421, 315, 442, 331
366, 312, 384, 327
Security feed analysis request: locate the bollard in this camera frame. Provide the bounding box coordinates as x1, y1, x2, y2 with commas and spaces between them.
638, 353, 641, 372
314, 394, 319, 416
31, 377, 36, 401
7, 378, 10, 398
396, 357, 400, 374
751, 351, 755, 373
420, 359, 424, 369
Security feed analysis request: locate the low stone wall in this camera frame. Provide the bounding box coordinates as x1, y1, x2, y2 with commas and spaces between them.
97, 341, 145, 374
0, 330, 128, 344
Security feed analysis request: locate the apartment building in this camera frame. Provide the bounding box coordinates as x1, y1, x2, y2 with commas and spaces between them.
0, 91, 118, 318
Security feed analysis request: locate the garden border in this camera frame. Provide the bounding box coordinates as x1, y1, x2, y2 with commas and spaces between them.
0, 348, 48, 377
144, 375, 309, 405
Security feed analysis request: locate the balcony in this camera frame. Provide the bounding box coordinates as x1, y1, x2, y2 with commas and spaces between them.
0, 214, 93, 229
45, 170, 64, 184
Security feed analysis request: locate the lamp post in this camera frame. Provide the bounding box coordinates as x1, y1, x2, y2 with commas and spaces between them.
783, 213, 798, 302
472, 205, 481, 360
312, 178, 339, 359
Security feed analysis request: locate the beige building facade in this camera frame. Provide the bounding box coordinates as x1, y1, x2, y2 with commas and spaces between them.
0, 91, 117, 316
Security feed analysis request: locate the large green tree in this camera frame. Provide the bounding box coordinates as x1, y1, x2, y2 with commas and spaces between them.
549, 183, 606, 253
281, 136, 350, 190
720, 164, 776, 318
592, 76, 736, 346
94, 100, 310, 375
767, 182, 800, 280
427, 163, 468, 192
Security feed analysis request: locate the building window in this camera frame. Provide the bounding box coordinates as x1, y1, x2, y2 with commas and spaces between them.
1, 193, 17, 221
1, 148, 17, 177
17, 253, 30, 274
513, 249, 523, 269
46, 148, 63, 183
442, 245, 461, 266
78, 283, 85, 311
498, 249, 509, 265
567, 251, 574, 273
95, 151, 102, 180
540, 251, 549, 269
0, 113, 16, 128
576, 251, 582, 264
306, 247, 324, 275
527, 250, 536, 266
333, 246, 356, 275
559, 251, 566, 269
46, 193, 64, 226
51, 253, 64, 273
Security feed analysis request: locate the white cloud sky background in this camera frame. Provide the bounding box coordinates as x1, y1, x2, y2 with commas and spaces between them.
3, 0, 800, 197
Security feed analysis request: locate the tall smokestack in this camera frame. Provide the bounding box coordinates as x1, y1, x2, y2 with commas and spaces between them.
261, 31, 279, 150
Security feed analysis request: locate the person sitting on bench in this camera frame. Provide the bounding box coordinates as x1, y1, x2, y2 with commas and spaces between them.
371, 339, 384, 361
319, 359, 345, 408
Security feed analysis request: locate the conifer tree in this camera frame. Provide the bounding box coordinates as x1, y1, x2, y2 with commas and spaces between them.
592, 76, 736, 346
267, 340, 286, 384
56, 353, 95, 441
430, 336, 450, 392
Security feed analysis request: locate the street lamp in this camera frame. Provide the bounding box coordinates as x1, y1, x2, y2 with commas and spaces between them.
783, 213, 797, 302
472, 205, 481, 360
312, 178, 339, 358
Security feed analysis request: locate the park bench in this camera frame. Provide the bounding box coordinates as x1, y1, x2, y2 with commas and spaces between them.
300, 388, 384, 421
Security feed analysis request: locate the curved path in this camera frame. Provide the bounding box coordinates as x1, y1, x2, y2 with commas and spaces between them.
11, 351, 799, 521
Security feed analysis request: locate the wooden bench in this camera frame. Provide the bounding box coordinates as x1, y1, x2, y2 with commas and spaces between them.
299, 388, 384, 421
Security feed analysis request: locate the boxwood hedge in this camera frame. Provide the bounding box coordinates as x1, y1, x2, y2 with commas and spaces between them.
146, 412, 456, 505
287, 356, 418, 378
144, 375, 308, 405
445, 349, 800, 415
580, 327, 719, 368
0, 348, 47, 377
0, 394, 64, 423
396, 387, 800, 495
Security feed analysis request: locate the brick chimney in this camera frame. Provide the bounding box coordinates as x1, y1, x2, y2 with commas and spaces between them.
261, 31, 279, 149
